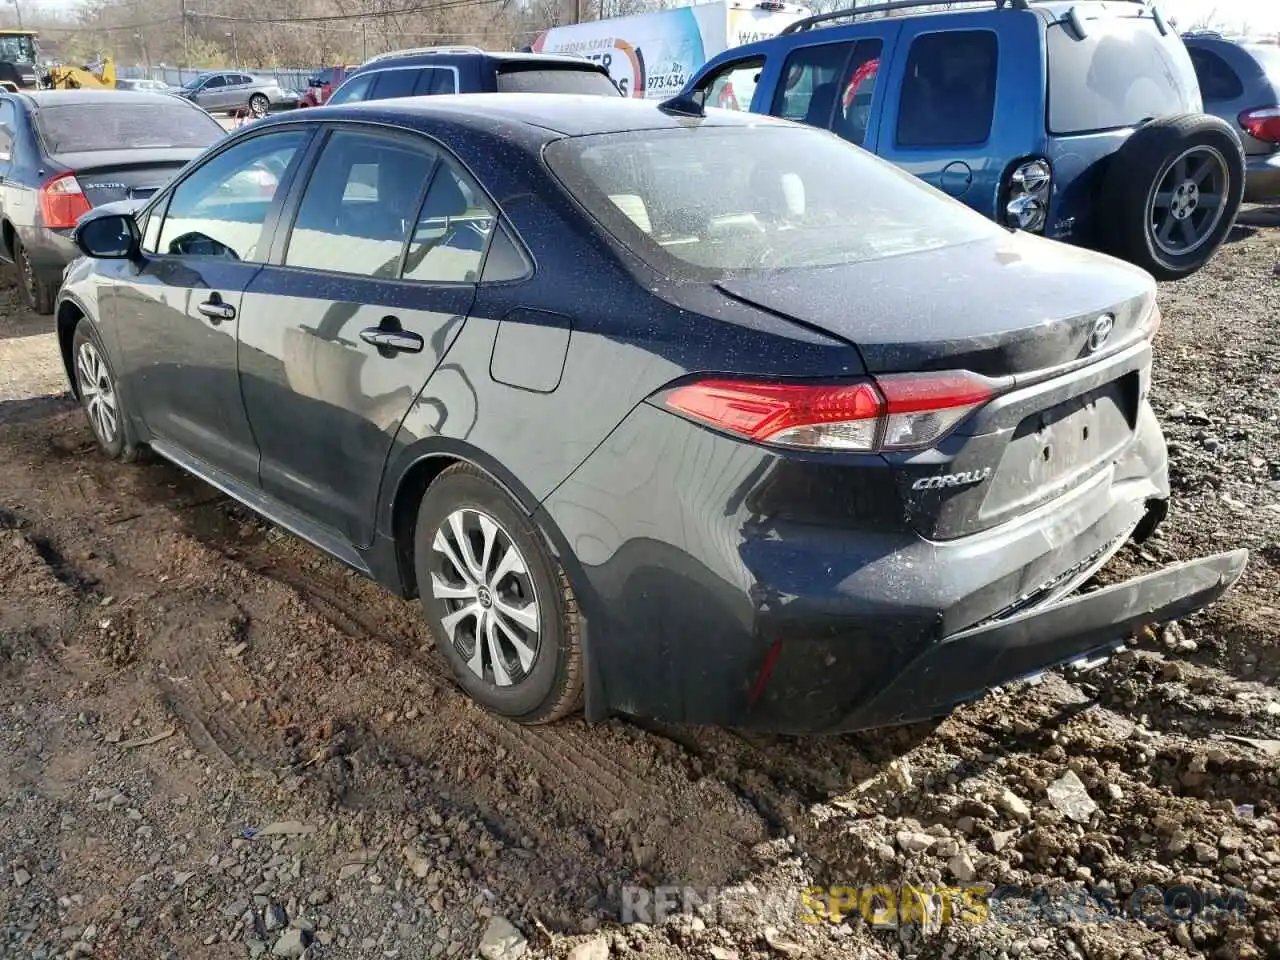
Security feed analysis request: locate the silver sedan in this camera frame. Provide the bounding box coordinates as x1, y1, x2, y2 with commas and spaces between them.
174, 71, 293, 117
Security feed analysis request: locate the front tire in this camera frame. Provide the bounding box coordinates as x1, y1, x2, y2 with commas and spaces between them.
15, 238, 55, 314
71, 321, 142, 462
414, 463, 583, 724
248, 93, 269, 118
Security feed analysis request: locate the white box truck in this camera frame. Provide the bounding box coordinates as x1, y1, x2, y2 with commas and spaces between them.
530, 0, 809, 99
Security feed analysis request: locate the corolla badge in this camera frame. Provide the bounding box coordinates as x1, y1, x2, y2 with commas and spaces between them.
1087, 313, 1115, 353
911, 467, 992, 491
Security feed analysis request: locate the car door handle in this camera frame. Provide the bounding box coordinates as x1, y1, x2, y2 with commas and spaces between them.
197, 299, 236, 322
360, 322, 423, 354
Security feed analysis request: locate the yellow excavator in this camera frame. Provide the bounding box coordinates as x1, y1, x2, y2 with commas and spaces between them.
46, 56, 116, 89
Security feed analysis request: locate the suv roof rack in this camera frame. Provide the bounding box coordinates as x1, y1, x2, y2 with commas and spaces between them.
779, 0, 1150, 34
363, 45, 485, 63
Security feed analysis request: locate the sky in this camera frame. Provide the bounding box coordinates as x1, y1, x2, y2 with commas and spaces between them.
13, 0, 1280, 35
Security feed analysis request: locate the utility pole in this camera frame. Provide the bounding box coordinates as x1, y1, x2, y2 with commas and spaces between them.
10, 0, 22, 30
361, 20, 368, 61
573, 0, 581, 24
181, 0, 189, 67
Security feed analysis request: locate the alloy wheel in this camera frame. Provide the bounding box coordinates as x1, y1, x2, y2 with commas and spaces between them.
1147, 145, 1230, 258
76, 340, 118, 446
429, 508, 541, 687
249, 95, 268, 118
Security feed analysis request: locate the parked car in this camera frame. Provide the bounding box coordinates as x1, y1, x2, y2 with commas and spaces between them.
299, 64, 359, 107
1183, 31, 1280, 203
57, 94, 1245, 734
324, 45, 621, 106
683, 0, 1245, 281
116, 77, 178, 94
175, 71, 292, 117
0, 88, 225, 313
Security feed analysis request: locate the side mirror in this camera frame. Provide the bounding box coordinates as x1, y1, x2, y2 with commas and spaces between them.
75, 212, 141, 259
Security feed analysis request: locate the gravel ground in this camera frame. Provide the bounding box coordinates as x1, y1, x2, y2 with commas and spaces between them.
0, 213, 1278, 960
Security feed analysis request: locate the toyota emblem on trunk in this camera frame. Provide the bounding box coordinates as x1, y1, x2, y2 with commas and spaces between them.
1087, 314, 1115, 353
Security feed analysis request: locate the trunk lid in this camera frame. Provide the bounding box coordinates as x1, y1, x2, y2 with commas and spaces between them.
715, 233, 1159, 541
51, 149, 200, 207
714, 232, 1154, 378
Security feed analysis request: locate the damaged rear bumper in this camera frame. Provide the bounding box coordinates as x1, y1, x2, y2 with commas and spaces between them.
836, 549, 1247, 732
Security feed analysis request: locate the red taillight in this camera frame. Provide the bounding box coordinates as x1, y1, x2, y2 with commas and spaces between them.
1239, 106, 1280, 144
661, 372, 994, 452
39, 173, 92, 229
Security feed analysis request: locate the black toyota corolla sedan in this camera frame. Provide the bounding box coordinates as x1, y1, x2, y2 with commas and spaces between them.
57, 94, 1245, 735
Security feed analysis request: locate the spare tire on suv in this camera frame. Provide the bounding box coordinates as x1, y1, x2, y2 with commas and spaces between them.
1099, 113, 1245, 281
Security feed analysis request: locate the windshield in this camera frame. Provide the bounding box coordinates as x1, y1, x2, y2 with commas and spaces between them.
544, 125, 1001, 279
0, 34, 36, 63
37, 101, 224, 153
182, 74, 208, 90
1046, 17, 1201, 134
496, 66, 620, 96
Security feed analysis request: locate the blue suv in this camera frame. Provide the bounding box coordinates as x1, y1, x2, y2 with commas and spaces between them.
684, 0, 1245, 280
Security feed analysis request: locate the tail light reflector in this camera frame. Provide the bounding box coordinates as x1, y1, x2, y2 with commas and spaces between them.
1239, 106, 1280, 144
661, 372, 994, 452
39, 173, 92, 229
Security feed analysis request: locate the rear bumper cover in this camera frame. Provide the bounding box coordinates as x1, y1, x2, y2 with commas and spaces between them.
541, 393, 1243, 734
1244, 152, 1280, 203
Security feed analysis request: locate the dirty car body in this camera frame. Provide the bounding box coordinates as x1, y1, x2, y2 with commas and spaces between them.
56, 95, 1245, 735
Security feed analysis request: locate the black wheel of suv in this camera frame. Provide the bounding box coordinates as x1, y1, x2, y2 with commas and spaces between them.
248, 93, 269, 118
14, 238, 54, 315
1100, 113, 1245, 281
414, 463, 583, 723
71, 321, 143, 462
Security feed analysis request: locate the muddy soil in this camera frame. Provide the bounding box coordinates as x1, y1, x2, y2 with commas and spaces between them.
1, 215, 1278, 960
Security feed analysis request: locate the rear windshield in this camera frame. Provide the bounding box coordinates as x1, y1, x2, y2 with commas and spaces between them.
496, 66, 620, 96
1047, 17, 1201, 135
37, 101, 223, 153
544, 125, 1000, 280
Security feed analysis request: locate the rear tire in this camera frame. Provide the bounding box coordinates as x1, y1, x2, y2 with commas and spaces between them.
414, 463, 583, 724
1099, 114, 1244, 281
15, 238, 55, 315
248, 93, 269, 118
71, 321, 143, 462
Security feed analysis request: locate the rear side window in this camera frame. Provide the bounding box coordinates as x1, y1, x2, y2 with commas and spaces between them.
693, 57, 764, 111
1046, 18, 1201, 134
36, 102, 224, 152
833, 41, 882, 147
370, 69, 421, 100
896, 30, 998, 147
413, 68, 456, 95
771, 42, 854, 127
403, 164, 497, 283
285, 131, 438, 277
1188, 47, 1244, 101
495, 67, 620, 96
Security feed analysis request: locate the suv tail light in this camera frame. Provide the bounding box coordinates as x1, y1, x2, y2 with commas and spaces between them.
1239, 106, 1280, 144
1002, 158, 1052, 233
660, 372, 995, 453
39, 173, 92, 229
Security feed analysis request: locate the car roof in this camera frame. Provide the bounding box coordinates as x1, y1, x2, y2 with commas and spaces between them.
265, 92, 795, 138
11, 89, 193, 107
354, 49, 603, 72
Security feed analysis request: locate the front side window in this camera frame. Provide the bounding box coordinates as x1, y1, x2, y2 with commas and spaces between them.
1046, 17, 1200, 134
327, 72, 374, 105
157, 130, 308, 261
0, 35, 35, 63
204, 75, 226, 89
772, 43, 854, 127
896, 30, 998, 147
545, 125, 1001, 279
694, 57, 764, 112
403, 163, 497, 284
285, 131, 438, 277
